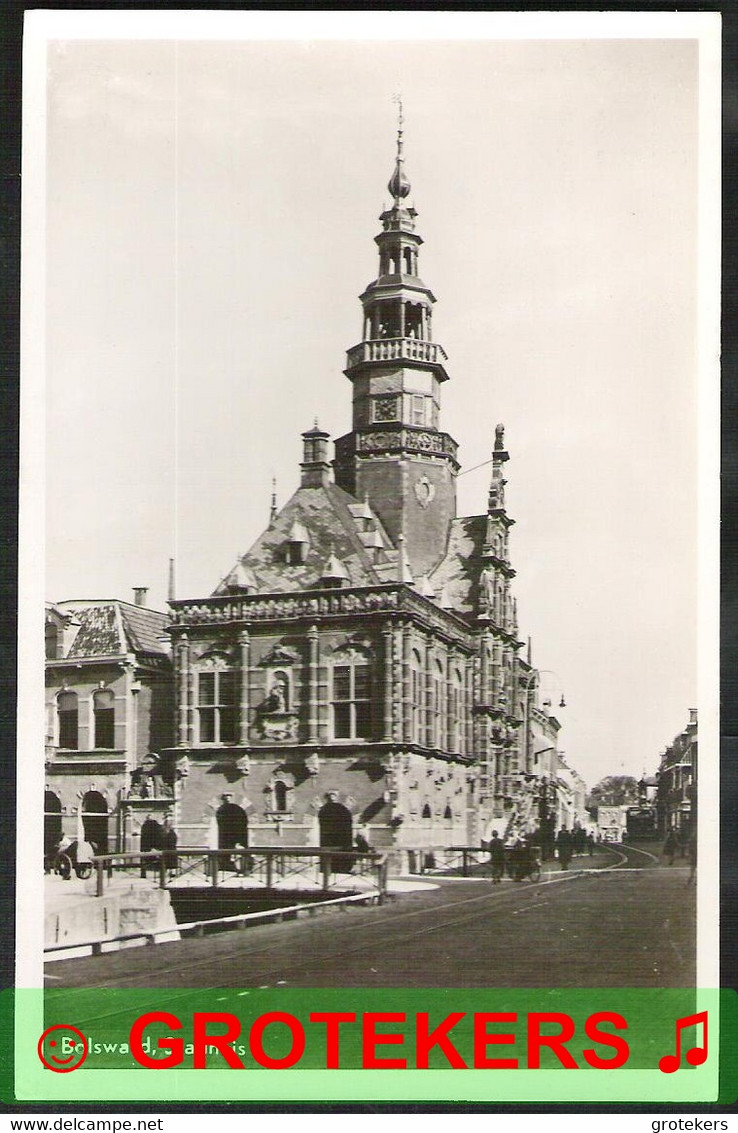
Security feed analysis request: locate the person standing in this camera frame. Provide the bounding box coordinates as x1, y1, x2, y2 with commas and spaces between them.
488, 830, 505, 884
161, 817, 178, 878
663, 828, 678, 866
556, 828, 573, 871
139, 814, 162, 879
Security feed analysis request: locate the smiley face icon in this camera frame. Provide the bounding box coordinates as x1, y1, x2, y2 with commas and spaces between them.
38, 1025, 88, 1072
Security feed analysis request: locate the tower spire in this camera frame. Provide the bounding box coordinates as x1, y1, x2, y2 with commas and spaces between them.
333, 117, 458, 578
388, 93, 411, 203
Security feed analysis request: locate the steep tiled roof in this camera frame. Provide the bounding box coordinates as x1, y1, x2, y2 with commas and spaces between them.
119, 603, 170, 655
54, 600, 170, 659
428, 515, 487, 621
213, 484, 397, 595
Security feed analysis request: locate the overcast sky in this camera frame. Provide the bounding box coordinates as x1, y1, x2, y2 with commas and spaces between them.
39, 25, 710, 789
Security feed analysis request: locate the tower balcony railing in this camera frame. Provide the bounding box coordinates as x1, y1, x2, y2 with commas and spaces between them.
346, 337, 448, 370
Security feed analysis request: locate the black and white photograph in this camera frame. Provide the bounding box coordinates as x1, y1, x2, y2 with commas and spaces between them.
20, 10, 720, 1040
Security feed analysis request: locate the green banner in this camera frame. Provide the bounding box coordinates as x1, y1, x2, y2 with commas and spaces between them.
4, 987, 735, 1104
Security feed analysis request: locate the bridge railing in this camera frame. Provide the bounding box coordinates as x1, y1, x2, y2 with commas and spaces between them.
88, 848, 389, 903
405, 845, 492, 878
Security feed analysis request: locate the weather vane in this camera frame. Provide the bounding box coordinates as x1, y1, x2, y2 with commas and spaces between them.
393, 92, 404, 155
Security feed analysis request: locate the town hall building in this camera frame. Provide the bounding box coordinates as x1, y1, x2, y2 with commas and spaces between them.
158, 126, 566, 866
45, 125, 577, 867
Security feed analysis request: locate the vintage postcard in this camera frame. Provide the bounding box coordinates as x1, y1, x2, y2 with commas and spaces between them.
14, 9, 725, 1110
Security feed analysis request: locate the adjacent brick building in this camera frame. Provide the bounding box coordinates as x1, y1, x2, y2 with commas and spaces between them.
656, 709, 698, 839
44, 594, 174, 857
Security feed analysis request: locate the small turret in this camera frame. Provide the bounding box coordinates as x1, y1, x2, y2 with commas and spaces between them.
300, 420, 331, 488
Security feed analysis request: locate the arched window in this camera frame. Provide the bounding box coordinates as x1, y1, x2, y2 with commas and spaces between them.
93, 688, 115, 749
274, 781, 289, 812
196, 656, 238, 745
332, 647, 372, 740
432, 660, 445, 749
410, 649, 422, 744
444, 804, 453, 820
57, 691, 78, 750
421, 803, 432, 819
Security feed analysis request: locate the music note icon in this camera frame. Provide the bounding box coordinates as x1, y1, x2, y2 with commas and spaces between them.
658, 1011, 708, 1073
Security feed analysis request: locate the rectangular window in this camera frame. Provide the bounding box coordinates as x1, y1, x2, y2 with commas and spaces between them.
198, 670, 238, 745
94, 710, 115, 749
334, 666, 351, 702
412, 395, 426, 426
59, 709, 78, 750
332, 662, 372, 740
334, 702, 352, 739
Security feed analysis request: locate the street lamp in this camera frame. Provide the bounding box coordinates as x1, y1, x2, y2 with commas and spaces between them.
537, 670, 567, 710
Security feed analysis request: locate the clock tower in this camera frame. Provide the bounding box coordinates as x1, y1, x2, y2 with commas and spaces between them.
333, 111, 459, 578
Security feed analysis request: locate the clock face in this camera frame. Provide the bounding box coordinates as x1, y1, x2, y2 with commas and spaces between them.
374, 396, 398, 422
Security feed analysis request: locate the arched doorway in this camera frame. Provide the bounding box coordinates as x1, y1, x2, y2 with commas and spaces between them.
318, 795, 353, 850
81, 790, 108, 854
44, 790, 62, 857
216, 800, 249, 849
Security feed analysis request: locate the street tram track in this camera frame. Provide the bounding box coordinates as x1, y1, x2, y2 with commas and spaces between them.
48, 852, 630, 1010
618, 841, 661, 866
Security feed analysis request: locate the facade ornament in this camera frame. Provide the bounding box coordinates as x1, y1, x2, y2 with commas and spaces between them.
235, 754, 251, 777
414, 475, 435, 509
305, 753, 320, 776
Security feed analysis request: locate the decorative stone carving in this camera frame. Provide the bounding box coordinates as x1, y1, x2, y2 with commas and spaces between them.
258, 713, 299, 742
305, 753, 320, 776
171, 586, 475, 647
414, 475, 435, 509
260, 644, 300, 667
357, 431, 403, 452
235, 754, 251, 777
374, 396, 399, 422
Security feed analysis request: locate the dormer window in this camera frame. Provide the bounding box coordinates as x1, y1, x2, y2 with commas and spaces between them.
320, 552, 349, 589
224, 562, 257, 594
285, 520, 309, 565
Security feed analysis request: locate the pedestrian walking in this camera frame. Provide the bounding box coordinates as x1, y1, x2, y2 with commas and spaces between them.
663, 828, 678, 866
139, 814, 162, 879
587, 832, 595, 857
161, 818, 178, 878
488, 829, 505, 884
556, 828, 573, 871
